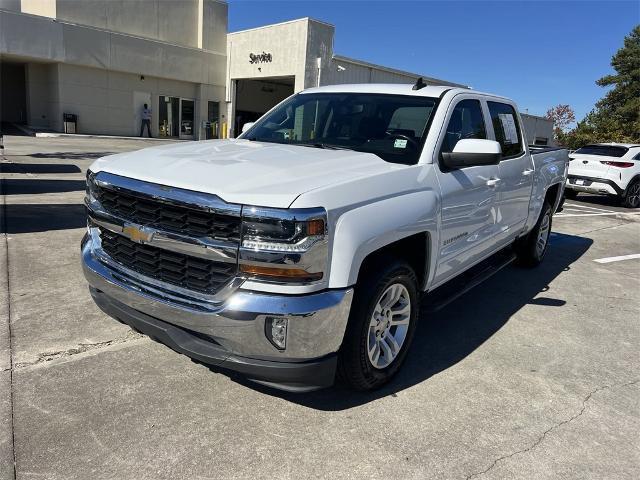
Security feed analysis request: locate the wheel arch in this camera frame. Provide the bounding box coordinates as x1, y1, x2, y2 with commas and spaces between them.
544, 181, 564, 212
328, 190, 438, 290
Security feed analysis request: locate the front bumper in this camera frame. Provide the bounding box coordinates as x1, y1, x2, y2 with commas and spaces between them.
82, 234, 353, 391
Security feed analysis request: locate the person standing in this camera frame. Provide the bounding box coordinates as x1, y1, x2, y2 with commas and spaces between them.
140, 103, 152, 137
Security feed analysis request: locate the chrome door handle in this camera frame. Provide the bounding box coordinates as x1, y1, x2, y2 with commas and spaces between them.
523, 168, 534, 176
486, 177, 501, 187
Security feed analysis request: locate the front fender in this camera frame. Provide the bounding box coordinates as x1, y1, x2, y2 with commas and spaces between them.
328, 191, 438, 288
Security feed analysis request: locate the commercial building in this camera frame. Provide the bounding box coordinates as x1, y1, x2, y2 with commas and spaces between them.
0, 1, 553, 143
0, 0, 227, 139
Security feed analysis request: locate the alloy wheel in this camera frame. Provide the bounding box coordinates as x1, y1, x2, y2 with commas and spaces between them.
367, 283, 411, 369
536, 210, 551, 258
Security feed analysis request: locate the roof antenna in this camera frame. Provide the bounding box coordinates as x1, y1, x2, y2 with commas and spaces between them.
412, 77, 427, 90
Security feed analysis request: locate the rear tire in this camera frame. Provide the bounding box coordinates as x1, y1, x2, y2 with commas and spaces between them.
564, 189, 579, 200
338, 258, 419, 391
622, 179, 640, 208
515, 201, 553, 268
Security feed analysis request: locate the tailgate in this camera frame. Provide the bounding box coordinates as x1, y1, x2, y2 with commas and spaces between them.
568, 154, 610, 180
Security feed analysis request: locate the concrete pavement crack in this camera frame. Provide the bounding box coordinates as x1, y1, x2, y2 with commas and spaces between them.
1, 155, 17, 480
464, 379, 640, 480
13, 331, 144, 369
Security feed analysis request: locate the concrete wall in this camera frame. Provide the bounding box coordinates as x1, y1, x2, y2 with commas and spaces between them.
202, 0, 227, 52
227, 18, 311, 92
305, 20, 334, 89
15, 0, 227, 51
0, 0, 21, 12
20, 0, 55, 17
43, 63, 224, 136
521, 113, 555, 146
0, 9, 226, 86
25, 62, 57, 128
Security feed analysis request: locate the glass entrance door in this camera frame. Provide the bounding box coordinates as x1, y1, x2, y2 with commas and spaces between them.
159, 96, 179, 138
180, 99, 195, 139
159, 96, 195, 139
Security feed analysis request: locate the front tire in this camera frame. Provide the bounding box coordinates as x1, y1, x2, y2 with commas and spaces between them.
622, 179, 640, 208
515, 201, 553, 268
338, 259, 419, 391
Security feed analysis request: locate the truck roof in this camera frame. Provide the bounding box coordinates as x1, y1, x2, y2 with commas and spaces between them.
300, 83, 511, 102
301, 83, 462, 97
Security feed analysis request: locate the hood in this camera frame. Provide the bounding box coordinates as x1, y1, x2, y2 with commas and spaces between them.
90, 139, 401, 208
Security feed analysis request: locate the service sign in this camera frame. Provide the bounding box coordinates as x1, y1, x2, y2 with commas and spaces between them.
249, 52, 273, 64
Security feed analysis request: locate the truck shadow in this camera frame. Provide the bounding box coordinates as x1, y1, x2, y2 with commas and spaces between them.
1, 204, 87, 234
1, 179, 86, 195
236, 232, 593, 410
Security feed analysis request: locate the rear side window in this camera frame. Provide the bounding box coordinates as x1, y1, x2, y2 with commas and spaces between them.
487, 101, 524, 158
440, 99, 486, 154
575, 145, 628, 157
634, 152, 640, 160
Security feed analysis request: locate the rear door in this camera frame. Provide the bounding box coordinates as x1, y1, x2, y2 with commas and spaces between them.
432, 95, 500, 286
486, 101, 534, 237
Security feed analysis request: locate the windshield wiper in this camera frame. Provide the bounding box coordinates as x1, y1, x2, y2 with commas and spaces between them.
301, 143, 353, 151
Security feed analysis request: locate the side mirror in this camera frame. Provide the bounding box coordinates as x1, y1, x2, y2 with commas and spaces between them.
442, 139, 502, 169
241, 122, 255, 134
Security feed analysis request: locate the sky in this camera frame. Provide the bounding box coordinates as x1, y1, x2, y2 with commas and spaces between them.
228, 0, 639, 122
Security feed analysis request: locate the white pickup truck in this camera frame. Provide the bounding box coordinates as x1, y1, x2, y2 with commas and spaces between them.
82, 83, 568, 391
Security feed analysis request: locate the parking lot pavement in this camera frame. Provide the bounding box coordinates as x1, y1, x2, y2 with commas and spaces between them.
1, 135, 639, 480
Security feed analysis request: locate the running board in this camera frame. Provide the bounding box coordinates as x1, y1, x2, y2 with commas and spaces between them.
423, 249, 516, 313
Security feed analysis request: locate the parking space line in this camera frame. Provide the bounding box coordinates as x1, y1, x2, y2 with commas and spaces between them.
594, 254, 640, 264
556, 212, 640, 218
564, 203, 617, 213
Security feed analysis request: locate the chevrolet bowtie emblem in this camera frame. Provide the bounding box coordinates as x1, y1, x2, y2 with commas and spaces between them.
122, 224, 154, 244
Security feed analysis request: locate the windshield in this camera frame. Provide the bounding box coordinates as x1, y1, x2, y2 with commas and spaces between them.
242, 92, 438, 165
575, 145, 628, 157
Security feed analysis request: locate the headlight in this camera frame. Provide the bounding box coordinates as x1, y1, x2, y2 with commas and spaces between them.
241, 206, 326, 252
86, 170, 98, 202
239, 206, 328, 284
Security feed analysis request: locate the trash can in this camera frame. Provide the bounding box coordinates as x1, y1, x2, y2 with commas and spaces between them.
63, 113, 77, 134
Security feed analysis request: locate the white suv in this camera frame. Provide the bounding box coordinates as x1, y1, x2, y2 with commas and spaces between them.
566, 143, 640, 208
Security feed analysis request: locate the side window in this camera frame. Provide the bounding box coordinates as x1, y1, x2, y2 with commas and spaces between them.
487, 101, 524, 157
440, 99, 486, 154
633, 152, 640, 160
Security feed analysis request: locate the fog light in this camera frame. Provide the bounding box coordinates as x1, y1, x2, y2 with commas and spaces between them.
266, 317, 288, 350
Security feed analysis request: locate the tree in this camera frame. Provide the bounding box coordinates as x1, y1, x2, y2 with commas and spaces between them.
545, 104, 576, 145
555, 25, 640, 149
592, 25, 640, 141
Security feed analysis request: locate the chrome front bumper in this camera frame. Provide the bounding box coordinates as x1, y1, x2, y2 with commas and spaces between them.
81, 233, 353, 364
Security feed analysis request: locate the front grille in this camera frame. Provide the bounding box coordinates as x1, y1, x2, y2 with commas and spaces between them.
95, 186, 240, 241
99, 228, 236, 295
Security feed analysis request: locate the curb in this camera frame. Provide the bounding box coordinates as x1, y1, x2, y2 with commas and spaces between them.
35, 132, 185, 142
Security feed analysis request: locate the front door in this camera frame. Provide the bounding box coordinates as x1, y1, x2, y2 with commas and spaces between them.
432, 96, 501, 287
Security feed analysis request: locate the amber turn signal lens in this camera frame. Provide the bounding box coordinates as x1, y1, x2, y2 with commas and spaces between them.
306, 219, 325, 236
240, 264, 323, 282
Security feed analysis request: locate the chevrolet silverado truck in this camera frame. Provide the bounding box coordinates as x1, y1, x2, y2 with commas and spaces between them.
82, 83, 568, 391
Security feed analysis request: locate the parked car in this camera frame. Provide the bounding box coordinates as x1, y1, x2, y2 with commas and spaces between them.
565, 143, 640, 208
82, 83, 568, 391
